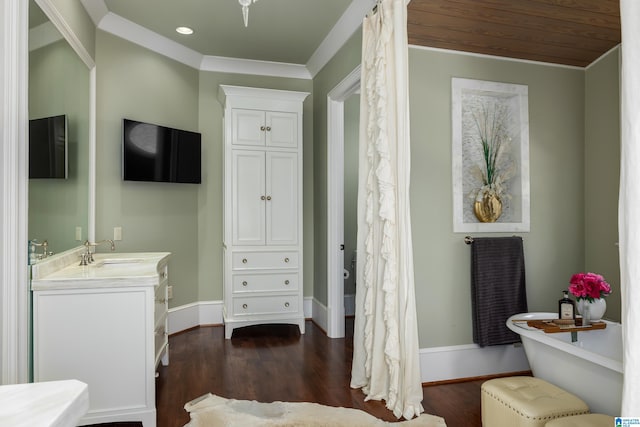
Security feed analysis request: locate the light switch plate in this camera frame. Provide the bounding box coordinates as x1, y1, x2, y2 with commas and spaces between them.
167, 285, 173, 299
114, 226, 122, 241
75, 226, 82, 241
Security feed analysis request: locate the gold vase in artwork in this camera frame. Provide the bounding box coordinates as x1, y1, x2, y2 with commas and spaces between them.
474, 191, 502, 222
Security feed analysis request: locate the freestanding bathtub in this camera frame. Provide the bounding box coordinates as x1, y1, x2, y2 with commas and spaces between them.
506, 312, 623, 416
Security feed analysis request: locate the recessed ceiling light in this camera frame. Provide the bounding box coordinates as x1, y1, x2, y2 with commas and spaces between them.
176, 26, 194, 35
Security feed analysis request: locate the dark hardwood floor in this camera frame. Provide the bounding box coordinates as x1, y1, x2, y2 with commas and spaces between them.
152, 320, 488, 427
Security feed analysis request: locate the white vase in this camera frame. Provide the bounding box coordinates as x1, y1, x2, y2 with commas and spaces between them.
577, 298, 607, 322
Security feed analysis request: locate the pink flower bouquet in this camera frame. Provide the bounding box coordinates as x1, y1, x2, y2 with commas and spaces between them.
568, 272, 612, 302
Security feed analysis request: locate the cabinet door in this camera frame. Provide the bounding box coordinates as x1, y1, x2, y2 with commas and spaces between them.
233, 151, 266, 245
232, 109, 265, 146
266, 152, 298, 245
266, 111, 297, 148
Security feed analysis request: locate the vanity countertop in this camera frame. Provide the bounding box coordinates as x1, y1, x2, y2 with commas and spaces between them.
31, 251, 171, 290
0, 379, 88, 427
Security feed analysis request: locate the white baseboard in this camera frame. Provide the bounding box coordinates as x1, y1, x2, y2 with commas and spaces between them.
168, 299, 530, 382
419, 343, 530, 383
168, 298, 314, 335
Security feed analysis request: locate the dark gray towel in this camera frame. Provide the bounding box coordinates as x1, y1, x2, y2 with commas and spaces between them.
471, 236, 528, 346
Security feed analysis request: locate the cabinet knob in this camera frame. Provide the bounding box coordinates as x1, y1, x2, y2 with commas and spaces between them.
284, 302, 290, 308
261, 195, 266, 200
284, 280, 290, 285
260, 126, 266, 131
266, 196, 272, 201
242, 303, 248, 309
242, 281, 248, 286
284, 257, 289, 263
160, 272, 166, 279
242, 258, 248, 264
266, 126, 271, 131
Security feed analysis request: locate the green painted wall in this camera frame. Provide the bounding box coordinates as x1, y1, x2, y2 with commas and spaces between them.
312, 30, 363, 306
409, 47, 585, 347
95, 31, 201, 307
29, 38, 90, 254
585, 48, 620, 322
94, 31, 313, 307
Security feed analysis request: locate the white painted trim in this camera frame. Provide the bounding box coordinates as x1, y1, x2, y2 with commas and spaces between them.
28, 21, 63, 52
1, 0, 29, 384
35, 0, 94, 69
419, 343, 530, 383
326, 65, 361, 339
168, 298, 314, 335
98, 12, 203, 70
306, 0, 375, 77
88, 67, 96, 242
409, 44, 585, 70
200, 55, 311, 80
79, 0, 108, 27
166, 300, 528, 383
585, 44, 620, 70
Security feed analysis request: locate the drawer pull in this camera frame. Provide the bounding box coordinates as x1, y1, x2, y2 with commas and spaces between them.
160, 272, 166, 279
242, 258, 248, 264
242, 281, 248, 286
242, 303, 248, 309
284, 280, 290, 285
284, 257, 289, 263
284, 302, 290, 308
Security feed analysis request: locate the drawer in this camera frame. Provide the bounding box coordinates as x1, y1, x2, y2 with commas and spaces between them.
232, 251, 298, 270
232, 295, 299, 316
232, 273, 298, 293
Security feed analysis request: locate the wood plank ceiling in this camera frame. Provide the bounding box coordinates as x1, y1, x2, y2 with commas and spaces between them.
407, 0, 621, 67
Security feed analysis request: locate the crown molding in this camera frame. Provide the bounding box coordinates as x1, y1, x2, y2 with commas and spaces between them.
306, 0, 374, 77
200, 56, 311, 79
98, 12, 204, 69
29, 21, 64, 52
82, 0, 365, 80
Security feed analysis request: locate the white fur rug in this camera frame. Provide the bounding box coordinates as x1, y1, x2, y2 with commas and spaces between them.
184, 394, 447, 427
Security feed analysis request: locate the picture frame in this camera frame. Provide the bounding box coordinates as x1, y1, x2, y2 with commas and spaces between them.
451, 77, 530, 233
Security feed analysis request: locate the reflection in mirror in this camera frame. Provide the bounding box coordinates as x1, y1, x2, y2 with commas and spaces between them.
28, 0, 89, 257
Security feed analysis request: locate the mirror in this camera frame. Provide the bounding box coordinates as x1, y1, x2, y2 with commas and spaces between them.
28, 0, 91, 257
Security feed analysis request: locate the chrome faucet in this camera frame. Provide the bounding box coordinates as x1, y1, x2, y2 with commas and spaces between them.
30, 239, 51, 261
83, 239, 116, 264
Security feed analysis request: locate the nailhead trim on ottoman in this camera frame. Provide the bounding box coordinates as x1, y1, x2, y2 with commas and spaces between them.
481, 376, 590, 427
545, 414, 615, 426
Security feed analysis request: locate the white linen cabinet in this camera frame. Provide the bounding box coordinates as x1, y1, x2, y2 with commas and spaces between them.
219, 85, 309, 339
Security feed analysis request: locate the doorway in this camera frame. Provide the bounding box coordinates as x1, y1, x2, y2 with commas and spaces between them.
326, 66, 360, 338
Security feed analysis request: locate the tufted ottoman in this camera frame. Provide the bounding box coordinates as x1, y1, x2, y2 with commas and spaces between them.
481, 376, 589, 427
545, 414, 615, 426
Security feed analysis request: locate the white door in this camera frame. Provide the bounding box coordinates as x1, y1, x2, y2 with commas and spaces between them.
266, 112, 297, 148
233, 109, 265, 146
233, 150, 266, 245
266, 152, 298, 245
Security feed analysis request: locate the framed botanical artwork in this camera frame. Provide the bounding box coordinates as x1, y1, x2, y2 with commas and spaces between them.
451, 78, 530, 233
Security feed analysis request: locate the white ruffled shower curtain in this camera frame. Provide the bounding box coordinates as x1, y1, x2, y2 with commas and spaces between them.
619, 0, 640, 416
349, 0, 424, 419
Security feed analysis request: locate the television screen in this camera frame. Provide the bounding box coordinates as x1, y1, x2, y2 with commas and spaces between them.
29, 114, 68, 179
123, 119, 201, 184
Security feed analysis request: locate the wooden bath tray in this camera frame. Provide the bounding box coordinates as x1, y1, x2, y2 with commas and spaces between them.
513, 319, 606, 333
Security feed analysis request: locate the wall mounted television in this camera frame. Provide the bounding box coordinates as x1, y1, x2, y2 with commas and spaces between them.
122, 118, 201, 184
29, 114, 68, 179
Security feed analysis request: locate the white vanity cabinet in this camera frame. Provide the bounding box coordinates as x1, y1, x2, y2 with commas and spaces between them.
31, 252, 170, 427
219, 85, 309, 339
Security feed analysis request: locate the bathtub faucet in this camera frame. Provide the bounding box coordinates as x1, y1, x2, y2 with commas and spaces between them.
83, 239, 116, 263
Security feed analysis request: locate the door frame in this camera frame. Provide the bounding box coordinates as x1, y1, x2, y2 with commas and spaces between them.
326, 65, 360, 338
